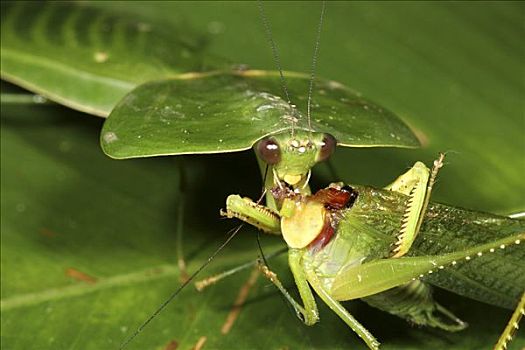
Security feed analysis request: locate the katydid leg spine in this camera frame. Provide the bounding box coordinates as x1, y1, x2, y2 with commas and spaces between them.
493, 291, 525, 350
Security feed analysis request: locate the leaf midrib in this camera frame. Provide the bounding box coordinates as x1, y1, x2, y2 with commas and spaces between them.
0, 263, 179, 311
1, 48, 137, 90
1, 47, 137, 117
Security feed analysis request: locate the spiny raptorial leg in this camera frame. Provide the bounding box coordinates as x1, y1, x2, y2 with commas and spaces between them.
391, 153, 445, 258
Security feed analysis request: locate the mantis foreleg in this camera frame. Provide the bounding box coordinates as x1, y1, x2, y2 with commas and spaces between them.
221, 197, 320, 324
221, 195, 281, 234
386, 154, 444, 257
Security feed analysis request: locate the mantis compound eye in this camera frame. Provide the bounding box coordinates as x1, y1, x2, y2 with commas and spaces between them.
318, 133, 337, 162
256, 137, 281, 165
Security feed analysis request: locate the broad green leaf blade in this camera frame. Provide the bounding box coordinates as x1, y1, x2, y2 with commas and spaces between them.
101, 70, 420, 159
0, 1, 219, 117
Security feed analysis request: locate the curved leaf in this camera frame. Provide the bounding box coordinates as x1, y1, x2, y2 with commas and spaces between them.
101, 70, 419, 159
0, 1, 220, 117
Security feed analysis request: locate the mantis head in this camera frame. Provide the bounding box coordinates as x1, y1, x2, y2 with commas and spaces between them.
255, 130, 336, 190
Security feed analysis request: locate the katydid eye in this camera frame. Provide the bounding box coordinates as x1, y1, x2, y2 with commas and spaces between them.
256, 137, 281, 165
318, 133, 336, 162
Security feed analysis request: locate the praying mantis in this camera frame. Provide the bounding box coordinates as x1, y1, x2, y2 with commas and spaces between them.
1, 1, 524, 349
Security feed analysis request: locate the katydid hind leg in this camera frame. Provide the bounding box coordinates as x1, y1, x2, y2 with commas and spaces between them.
493, 291, 525, 350
331, 232, 525, 301
508, 211, 525, 219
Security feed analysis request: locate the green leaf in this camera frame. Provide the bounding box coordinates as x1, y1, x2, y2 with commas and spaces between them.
101, 70, 419, 159
0, 1, 220, 117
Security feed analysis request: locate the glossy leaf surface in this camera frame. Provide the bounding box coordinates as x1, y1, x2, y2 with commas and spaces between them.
0, 1, 218, 116
101, 71, 419, 159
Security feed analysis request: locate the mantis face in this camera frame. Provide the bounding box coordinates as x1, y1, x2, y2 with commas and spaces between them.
255, 130, 336, 189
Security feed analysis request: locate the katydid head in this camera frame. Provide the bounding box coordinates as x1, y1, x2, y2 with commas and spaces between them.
256, 130, 336, 188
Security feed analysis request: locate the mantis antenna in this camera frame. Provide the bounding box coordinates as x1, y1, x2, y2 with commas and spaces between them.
306, 1, 326, 133
258, 1, 327, 137
119, 225, 243, 349
257, 1, 295, 136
